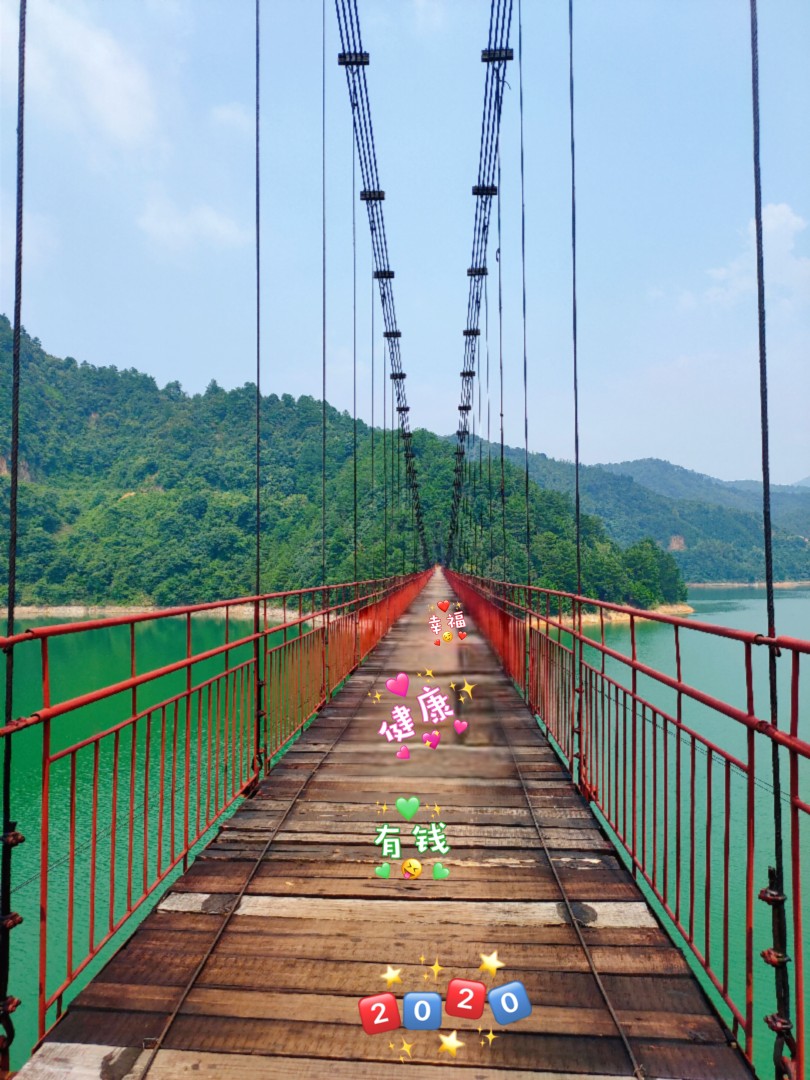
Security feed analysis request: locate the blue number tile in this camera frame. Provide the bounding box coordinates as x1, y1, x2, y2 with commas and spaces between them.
487, 980, 532, 1025
402, 991, 443, 1030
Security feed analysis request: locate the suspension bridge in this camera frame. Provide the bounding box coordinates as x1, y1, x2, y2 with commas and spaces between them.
1, 2, 807, 1079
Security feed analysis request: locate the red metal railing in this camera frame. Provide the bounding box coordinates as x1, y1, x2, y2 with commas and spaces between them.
0, 570, 431, 1047
446, 570, 808, 1080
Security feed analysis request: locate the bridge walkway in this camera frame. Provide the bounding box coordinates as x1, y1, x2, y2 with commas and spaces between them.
18, 570, 753, 1079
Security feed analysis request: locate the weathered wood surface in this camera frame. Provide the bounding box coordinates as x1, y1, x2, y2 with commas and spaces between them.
17, 570, 752, 1079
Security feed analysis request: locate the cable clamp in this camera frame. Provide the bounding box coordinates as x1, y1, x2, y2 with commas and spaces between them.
1, 830, 24, 847
0, 912, 22, 931
765, 1013, 793, 1035
759, 885, 786, 906
761, 948, 791, 968
0, 998, 20, 1017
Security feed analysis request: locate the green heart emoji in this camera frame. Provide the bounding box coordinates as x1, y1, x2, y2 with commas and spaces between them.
433, 863, 450, 880
375, 862, 391, 879
395, 796, 420, 821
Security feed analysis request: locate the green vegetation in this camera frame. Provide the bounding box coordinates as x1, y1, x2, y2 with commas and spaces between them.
488, 440, 810, 584
0, 316, 686, 608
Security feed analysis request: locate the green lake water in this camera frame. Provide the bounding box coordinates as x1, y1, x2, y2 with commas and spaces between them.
1, 588, 808, 1073
579, 586, 809, 1079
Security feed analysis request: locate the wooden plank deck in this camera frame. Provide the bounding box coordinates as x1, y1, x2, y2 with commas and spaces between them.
17, 570, 754, 1079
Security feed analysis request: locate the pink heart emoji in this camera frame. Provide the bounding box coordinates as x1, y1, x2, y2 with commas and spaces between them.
422, 730, 441, 750
458, 631, 467, 640
385, 672, 409, 697
454, 719, 468, 734
396, 745, 410, 760
433, 639, 441, 646
437, 600, 450, 612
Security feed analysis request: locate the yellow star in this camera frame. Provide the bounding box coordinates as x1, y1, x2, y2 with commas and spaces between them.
423, 971, 430, 981
419, 954, 426, 963
374, 691, 382, 702
479, 950, 506, 977
480, 1039, 486, 1047
381, 965, 402, 988
459, 694, 467, 703
430, 957, 444, 980
461, 679, 476, 699
485, 1029, 498, 1046
438, 1030, 465, 1057
433, 804, 441, 814
400, 1037, 414, 1058
389, 1041, 395, 1050
424, 668, 434, 678
429, 604, 435, 611
417, 672, 423, 678
450, 682, 456, 690
381, 802, 388, 813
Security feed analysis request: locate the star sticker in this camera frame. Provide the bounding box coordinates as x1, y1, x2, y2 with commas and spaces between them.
433, 803, 441, 814
484, 1030, 498, 1046
423, 971, 430, 981
389, 1041, 395, 1050
368, 691, 372, 697
419, 954, 426, 964
417, 672, 423, 678
374, 691, 382, 703
479, 950, 506, 977
461, 679, 476, 699
381, 965, 402, 988
430, 957, 444, 980
381, 802, 388, 813
424, 668, 434, 678
438, 1030, 465, 1057
400, 1037, 414, 1058
450, 682, 456, 690
455, 602, 462, 608
429, 604, 435, 611
459, 694, 467, 703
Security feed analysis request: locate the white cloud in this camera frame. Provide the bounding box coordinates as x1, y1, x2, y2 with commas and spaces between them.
137, 193, 250, 252
0, 0, 156, 150
706, 203, 810, 311
211, 103, 253, 137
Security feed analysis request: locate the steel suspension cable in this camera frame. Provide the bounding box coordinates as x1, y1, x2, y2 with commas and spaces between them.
518, 0, 531, 588
446, 0, 513, 564
486, 276, 494, 574
1, 1, 27, 1063
335, 0, 429, 565
382, 321, 387, 577
568, 0, 582, 598
254, 0, 261, 600
352, 128, 358, 584
321, 0, 328, 589
370, 269, 375, 579
748, 2, 794, 1075
251, 0, 263, 779
497, 168, 507, 576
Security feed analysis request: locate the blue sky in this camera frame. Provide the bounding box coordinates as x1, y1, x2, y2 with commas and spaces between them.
1, 0, 808, 484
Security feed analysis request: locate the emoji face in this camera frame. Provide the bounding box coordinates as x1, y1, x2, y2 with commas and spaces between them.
401, 858, 423, 879
442, 631, 453, 643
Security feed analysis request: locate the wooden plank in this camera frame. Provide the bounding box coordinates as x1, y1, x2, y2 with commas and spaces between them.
22, 569, 754, 1080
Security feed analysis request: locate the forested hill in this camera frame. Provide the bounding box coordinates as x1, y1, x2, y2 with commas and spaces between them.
0, 316, 687, 608
483, 440, 810, 583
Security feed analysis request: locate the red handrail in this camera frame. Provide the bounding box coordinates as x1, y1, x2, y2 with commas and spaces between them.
0, 569, 432, 1053
446, 569, 807, 1080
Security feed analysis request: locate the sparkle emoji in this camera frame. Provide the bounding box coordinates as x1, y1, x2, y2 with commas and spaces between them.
401, 857, 423, 879
442, 630, 453, 643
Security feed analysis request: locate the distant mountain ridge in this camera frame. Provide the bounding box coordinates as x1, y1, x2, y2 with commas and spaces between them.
598, 458, 810, 534
0, 316, 686, 608
462, 440, 810, 583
